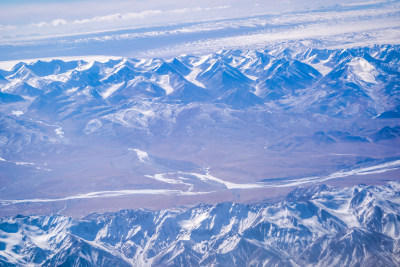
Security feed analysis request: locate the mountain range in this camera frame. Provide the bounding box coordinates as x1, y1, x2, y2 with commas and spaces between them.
0, 44, 399, 216
1, 182, 400, 266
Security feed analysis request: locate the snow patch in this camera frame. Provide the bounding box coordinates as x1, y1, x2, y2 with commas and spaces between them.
245, 74, 258, 81
190, 170, 262, 189
309, 63, 332, 76
218, 235, 240, 253
180, 212, 209, 230
145, 173, 181, 184
185, 68, 206, 88
102, 82, 124, 98
155, 75, 174, 95
348, 57, 378, 83
66, 87, 79, 94
128, 148, 149, 162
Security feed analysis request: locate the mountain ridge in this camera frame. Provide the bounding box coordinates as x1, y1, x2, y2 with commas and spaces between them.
1, 182, 400, 266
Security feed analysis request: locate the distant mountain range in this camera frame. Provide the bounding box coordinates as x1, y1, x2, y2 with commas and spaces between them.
0, 45, 399, 153
1, 45, 399, 112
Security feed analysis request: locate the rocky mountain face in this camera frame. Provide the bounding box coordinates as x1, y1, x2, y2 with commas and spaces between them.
1, 182, 400, 266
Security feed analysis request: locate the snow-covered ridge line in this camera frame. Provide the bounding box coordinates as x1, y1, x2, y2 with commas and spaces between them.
1, 44, 398, 111
0, 55, 122, 71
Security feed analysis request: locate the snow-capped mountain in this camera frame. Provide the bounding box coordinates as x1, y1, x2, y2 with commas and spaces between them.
1, 182, 400, 266
0, 45, 398, 149
0, 44, 399, 216
1, 45, 399, 116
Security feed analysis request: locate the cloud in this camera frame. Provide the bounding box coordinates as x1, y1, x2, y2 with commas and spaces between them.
6, 0, 394, 44
30, 18, 68, 28
51, 19, 68, 26
73, 9, 163, 24
24, 5, 231, 29
0, 24, 16, 30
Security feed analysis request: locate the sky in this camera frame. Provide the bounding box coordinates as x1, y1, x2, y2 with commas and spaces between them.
0, 0, 399, 61
0, 0, 384, 41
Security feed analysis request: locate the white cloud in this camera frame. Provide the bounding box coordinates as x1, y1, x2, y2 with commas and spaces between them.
0, 24, 16, 30
30, 22, 46, 28
0, 0, 397, 45
23, 5, 231, 30
51, 19, 68, 26
30, 19, 67, 28
73, 9, 163, 24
